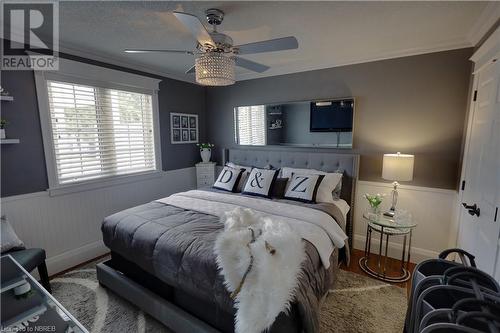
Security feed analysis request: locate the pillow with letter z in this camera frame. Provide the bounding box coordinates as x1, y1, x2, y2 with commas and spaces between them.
213, 166, 245, 192
242, 168, 279, 198
284, 173, 325, 203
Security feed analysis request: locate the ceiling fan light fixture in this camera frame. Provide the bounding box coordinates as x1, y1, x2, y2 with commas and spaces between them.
195, 52, 235, 86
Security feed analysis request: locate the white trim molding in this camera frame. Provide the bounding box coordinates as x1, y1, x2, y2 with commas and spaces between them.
354, 180, 459, 263
470, 25, 500, 73
34, 57, 163, 195
1, 167, 197, 276
467, 2, 500, 47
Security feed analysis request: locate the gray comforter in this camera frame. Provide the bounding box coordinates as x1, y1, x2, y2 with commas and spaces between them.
101, 190, 348, 333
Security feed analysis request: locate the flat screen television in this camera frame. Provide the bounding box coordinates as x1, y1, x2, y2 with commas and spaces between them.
310, 98, 354, 132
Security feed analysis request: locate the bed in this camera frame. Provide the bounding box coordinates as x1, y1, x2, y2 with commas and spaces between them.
97, 148, 359, 333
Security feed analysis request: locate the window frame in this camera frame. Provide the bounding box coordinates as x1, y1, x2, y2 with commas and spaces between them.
34, 57, 162, 196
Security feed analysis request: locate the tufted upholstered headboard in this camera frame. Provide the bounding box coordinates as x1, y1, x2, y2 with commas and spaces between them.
224, 148, 359, 248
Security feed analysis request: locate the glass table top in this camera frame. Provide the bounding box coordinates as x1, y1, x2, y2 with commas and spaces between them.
1, 255, 88, 333
363, 210, 417, 229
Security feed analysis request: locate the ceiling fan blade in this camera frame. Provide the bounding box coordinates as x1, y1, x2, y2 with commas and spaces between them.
185, 65, 196, 74
173, 11, 215, 47
235, 57, 269, 73
235, 36, 298, 55
124, 49, 194, 55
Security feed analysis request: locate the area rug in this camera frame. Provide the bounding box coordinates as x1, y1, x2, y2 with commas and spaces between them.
51, 259, 407, 333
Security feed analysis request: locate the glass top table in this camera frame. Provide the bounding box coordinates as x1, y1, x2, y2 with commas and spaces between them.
359, 210, 417, 282
1, 255, 88, 333
363, 211, 417, 229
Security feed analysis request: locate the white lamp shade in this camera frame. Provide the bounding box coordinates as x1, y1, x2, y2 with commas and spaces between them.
382, 153, 414, 181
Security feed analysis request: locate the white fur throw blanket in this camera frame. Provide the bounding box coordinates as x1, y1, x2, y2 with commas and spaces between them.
214, 208, 306, 333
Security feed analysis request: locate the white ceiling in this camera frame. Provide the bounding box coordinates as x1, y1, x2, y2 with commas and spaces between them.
56, 1, 500, 83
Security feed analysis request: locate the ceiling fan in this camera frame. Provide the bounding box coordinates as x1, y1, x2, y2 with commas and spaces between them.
124, 9, 299, 86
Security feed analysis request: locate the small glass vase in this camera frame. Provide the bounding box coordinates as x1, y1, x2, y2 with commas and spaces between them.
367, 206, 381, 221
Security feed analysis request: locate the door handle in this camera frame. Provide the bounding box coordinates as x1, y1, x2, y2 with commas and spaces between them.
462, 203, 481, 217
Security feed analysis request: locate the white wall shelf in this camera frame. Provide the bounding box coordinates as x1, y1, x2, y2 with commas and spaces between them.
0, 96, 14, 101
1, 139, 20, 144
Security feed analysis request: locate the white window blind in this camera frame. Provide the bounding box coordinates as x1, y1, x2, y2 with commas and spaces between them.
47, 80, 157, 185
236, 105, 266, 145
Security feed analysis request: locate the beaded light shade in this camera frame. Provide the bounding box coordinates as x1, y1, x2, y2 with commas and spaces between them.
195, 52, 235, 86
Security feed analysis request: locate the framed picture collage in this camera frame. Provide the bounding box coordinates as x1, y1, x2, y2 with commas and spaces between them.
170, 112, 199, 144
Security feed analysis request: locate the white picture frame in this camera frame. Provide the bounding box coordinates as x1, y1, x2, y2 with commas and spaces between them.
171, 112, 198, 144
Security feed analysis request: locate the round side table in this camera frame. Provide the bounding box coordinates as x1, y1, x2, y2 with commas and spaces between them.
358, 212, 417, 283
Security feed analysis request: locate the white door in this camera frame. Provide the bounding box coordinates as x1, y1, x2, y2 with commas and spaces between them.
459, 58, 500, 276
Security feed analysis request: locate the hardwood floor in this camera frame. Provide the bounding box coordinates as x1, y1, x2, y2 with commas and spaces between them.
340, 248, 416, 293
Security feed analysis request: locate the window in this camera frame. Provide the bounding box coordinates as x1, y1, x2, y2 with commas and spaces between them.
35, 58, 162, 193
46, 80, 157, 185
235, 105, 266, 145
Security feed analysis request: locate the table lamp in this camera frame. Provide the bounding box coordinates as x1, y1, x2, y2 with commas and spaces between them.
382, 152, 414, 217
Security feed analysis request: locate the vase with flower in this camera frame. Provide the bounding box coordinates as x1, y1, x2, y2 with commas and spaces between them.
364, 193, 385, 219
197, 143, 215, 163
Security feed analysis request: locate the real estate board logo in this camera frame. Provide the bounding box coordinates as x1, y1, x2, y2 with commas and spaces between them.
1, 1, 59, 70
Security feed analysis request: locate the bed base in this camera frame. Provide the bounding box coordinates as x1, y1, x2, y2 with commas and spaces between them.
96, 261, 220, 333
96, 253, 302, 333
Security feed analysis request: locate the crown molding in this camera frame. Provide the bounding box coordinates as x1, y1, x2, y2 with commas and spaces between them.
57, 42, 196, 84
467, 2, 500, 47
470, 25, 499, 72
235, 38, 472, 82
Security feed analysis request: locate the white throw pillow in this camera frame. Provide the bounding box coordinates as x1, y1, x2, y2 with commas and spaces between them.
316, 173, 343, 204
1, 216, 25, 253
213, 166, 245, 192
280, 167, 342, 204
226, 162, 249, 170
225, 163, 250, 192
242, 168, 279, 198
284, 174, 324, 203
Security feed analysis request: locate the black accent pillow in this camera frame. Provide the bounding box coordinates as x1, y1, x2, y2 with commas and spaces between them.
213, 166, 244, 192
242, 168, 279, 198
284, 174, 325, 203
271, 178, 289, 199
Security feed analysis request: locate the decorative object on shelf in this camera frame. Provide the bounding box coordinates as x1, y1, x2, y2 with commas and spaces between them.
197, 143, 214, 163
364, 193, 385, 218
171, 112, 198, 144
269, 119, 283, 130
0, 86, 10, 96
0, 118, 7, 139
382, 152, 414, 217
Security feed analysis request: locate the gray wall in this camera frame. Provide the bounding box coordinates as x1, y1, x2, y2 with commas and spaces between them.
206, 48, 473, 190
1, 53, 206, 197
1, 47, 472, 196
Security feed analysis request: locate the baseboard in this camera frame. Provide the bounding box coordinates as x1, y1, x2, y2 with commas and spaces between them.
353, 234, 439, 264
45, 240, 108, 276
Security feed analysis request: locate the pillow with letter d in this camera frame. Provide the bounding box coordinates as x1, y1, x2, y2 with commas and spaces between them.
213, 166, 244, 192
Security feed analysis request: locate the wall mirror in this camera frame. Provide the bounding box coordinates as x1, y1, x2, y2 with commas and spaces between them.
234, 98, 354, 148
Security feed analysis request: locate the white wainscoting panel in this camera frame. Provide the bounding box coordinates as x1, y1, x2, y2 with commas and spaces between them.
1, 167, 196, 275
353, 181, 459, 263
